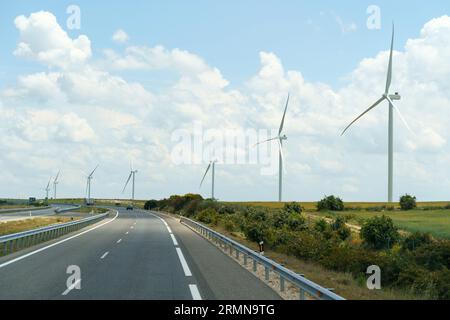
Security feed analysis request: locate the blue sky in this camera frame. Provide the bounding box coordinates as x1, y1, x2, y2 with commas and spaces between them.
1, 1, 450, 201
1, 0, 449, 88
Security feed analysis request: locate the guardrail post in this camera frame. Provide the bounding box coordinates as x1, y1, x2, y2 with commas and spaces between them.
299, 288, 305, 300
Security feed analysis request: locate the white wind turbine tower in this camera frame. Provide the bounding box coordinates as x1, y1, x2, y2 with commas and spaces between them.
200, 160, 217, 200
85, 165, 99, 205
341, 24, 412, 203
122, 164, 138, 202
45, 178, 52, 200
256, 93, 290, 202
53, 170, 60, 200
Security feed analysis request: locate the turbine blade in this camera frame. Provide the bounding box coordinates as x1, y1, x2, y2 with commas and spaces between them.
385, 95, 414, 135
279, 93, 290, 135
89, 165, 99, 178
200, 163, 211, 188
253, 137, 279, 148
54, 170, 60, 183
122, 172, 133, 194
341, 96, 386, 136
385, 23, 394, 94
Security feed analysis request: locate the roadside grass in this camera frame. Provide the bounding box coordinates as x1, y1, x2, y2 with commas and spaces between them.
0, 204, 35, 210
0, 217, 80, 236
197, 222, 424, 300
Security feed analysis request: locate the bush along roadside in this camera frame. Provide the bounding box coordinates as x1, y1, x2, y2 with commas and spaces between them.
146, 194, 450, 299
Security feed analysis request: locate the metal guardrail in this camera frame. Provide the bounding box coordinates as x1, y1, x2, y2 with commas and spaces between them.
180, 216, 345, 301
0, 212, 109, 256
55, 205, 81, 214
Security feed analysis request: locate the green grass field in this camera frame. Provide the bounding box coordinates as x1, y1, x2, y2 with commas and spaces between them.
227, 201, 450, 239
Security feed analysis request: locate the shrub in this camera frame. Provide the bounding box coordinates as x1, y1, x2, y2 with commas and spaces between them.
286, 213, 307, 231
243, 223, 266, 243
196, 208, 219, 225
317, 195, 344, 211
314, 219, 329, 233
331, 216, 351, 241
360, 215, 400, 250
283, 202, 302, 214
144, 200, 158, 210
399, 194, 417, 211
413, 241, 450, 271
402, 232, 433, 251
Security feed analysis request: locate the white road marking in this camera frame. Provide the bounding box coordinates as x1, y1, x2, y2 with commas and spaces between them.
170, 234, 179, 246
176, 247, 192, 277
189, 284, 202, 300
117, 239, 122, 244
100, 252, 109, 259
125, 231, 129, 235
131, 226, 134, 229
166, 226, 172, 234
62, 279, 81, 296
0, 211, 119, 270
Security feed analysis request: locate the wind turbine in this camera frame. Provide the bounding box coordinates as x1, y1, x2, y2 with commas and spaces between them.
341, 24, 412, 203
122, 164, 138, 201
200, 160, 217, 200
85, 165, 98, 205
53, 170, 60, 200
256, 93, 290, 202
45, 178, 52, 200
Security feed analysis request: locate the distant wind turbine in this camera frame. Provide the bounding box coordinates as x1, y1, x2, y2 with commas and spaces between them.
200, 160, 217, 200
122, 163, 138, 201
85, 165, 99, 205
256, 93, 290, 202
53, 170, 60, 200
341, 23, 412, 203
45, 178, 52, 200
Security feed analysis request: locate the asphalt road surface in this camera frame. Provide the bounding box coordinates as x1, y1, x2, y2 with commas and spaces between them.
0, 207, 280, 300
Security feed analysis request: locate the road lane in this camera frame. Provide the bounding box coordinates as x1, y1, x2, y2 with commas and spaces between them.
0, 207, 280, 300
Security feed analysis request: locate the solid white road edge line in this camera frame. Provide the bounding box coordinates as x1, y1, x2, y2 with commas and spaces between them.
176, 247, 192, 277
189, 284, 202, 300
117, 239, 122, 244
0, 211, 119, 269
170, 234, 179, 246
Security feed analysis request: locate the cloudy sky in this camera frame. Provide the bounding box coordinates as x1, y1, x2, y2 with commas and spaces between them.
1, 1, 450, 202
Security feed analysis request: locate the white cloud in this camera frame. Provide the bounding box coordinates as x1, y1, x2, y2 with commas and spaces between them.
112, 29, 129, 43
14, 11, 91, 69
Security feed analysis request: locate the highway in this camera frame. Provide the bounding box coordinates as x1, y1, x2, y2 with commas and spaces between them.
0, 204, 75, 222
0, 207, 280, 300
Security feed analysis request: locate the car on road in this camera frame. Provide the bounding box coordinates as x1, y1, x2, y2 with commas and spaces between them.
126, 205, 134, 210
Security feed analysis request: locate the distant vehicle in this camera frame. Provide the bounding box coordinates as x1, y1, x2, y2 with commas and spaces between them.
28, 197, 36, 205
126, 205, 134, 211
115, 202, 121, 206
